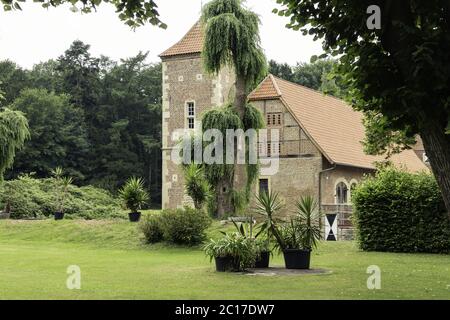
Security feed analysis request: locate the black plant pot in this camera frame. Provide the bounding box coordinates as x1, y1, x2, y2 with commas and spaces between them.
283, 249, 311, 270
128, 212, 141, 222
215, 256, 240, 272
254, 251, 270, 268
54, 212, 65, 221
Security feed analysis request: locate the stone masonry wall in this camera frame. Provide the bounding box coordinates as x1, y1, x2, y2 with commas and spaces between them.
161, 54, 235, 209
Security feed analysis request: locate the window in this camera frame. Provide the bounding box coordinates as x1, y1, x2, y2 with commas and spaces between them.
259, 179, 269, 195
336, 182, 348, 204
266, 113, 282, 127
267, 143, 271, 157
186, 102, 195, 129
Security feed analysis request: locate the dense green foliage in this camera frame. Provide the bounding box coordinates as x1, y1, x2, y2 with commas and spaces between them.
276, 0, 450, 213
159, 207, 212, 246
8, 89, 89, 180
139, 214, 164, 244
1, 42, 162, 203
201, 0, 267, 90
352, 168, 450, 253
200, 103, 264, 216
0, 175, 124, 219
1, 0, 165, 29
0, 107, 29, 181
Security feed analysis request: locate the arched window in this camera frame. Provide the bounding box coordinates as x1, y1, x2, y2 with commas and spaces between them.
336, 182, 348, 204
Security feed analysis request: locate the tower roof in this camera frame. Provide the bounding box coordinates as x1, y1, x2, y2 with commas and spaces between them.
159, 21, 203, 58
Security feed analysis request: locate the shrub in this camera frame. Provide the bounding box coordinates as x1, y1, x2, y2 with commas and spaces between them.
352, 167, 450, 253
0, 175, 124, 219
160, 207, 211, 245
139, 214, 164, 244
203, 233, 256, 271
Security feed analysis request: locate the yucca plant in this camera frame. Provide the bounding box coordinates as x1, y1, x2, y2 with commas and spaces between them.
118, 177, 149, 214
253, 190, 286, 250
51, 167, 73, 219
295, 195, 322, 250
183, 163, 211, 210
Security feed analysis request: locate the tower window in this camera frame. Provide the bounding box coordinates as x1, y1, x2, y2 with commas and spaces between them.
186, 102, 195, 129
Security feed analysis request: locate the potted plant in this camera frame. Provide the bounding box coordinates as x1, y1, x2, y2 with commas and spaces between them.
119, 177, 149, 222
277, 196, 322, 269
253, 238, 271, 268
51, 167, 73, 221
230, 218, 271, 268
203, 233, 256, 272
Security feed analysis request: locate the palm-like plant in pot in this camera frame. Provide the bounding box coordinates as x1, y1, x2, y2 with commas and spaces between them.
51, 167, 73, 220
204, 233, 256, 272
277, 195, 322, 269
254, 190, 286, 251
119, 177, 149, 222
230, 218, 271, 268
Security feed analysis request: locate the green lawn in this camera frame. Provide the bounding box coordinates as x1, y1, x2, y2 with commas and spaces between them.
0, 219, 449, 300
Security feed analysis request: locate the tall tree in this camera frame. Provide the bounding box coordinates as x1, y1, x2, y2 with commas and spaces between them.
269, 58, 349, 98
0, 85, 30, 181
268, 60, 294, 82
201, 0, 267, 216
0, 60, 29, 105
7, 88, 89, 181
276, 0, 450, 215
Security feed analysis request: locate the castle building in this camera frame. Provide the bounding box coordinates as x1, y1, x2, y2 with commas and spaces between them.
160, 21, 428, 240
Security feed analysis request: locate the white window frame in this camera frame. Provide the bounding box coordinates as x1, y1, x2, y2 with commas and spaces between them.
185, 101, 196, 130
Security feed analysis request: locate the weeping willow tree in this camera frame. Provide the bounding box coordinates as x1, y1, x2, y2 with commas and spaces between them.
201, 0, 267, 217
0, 107, 30, 182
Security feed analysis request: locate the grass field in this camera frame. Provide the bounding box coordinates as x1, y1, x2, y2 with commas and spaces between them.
0, 219, 449, 300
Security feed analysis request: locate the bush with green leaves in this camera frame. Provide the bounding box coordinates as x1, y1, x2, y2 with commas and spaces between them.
203, 233, 257, 271
0, 174, 124, 219
352, 167, 450, 253
160, 207, 211, 246
139, 214, 164, 244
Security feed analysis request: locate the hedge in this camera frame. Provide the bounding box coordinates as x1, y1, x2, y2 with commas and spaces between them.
0, 175, 125, 219
352, 167, 450, 253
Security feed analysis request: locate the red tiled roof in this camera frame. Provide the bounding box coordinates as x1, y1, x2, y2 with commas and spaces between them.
159, 21, 203, 58
250, 75, 429, 172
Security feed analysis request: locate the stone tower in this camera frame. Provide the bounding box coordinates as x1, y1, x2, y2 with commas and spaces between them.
159, 21, 235, 209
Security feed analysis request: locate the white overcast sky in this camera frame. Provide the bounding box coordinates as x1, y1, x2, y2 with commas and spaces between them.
0, 0, 324, 69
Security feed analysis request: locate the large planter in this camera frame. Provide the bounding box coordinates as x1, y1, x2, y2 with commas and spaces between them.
283, 249, 311, 270
54, 212, 65, 221
254, 251, 270, 268
214, 256, 240, 272
128, 212, 141, 222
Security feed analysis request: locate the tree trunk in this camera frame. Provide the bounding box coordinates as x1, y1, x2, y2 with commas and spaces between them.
233, 74, 249, 209
216, 178, 233, 218
419, 122, 450, 217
